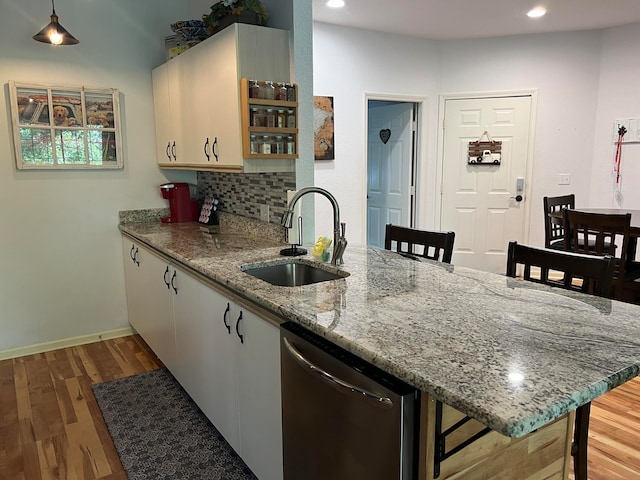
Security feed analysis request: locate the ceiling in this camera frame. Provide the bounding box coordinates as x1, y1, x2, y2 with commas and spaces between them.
312, 0, 640, 40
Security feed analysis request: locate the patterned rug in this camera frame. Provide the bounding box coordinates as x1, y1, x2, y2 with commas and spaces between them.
92, 368, 257, 480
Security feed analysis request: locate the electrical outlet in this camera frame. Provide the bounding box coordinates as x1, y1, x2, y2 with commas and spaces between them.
558, 174, 571, 186
260, 204, 269, 222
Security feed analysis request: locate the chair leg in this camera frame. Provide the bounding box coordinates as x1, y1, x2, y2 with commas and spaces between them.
572, 402, 591, 480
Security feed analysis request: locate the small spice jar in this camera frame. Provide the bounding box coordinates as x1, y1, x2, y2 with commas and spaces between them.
276, 82, 287, 101
250, 107, 260, 127
250, 134, 260, 154
276, 109, 286, 128
286, 83, 296, 102
274, 135, 285, 154
249, 80, 260, 99
263, 81, 275, 100
265, 108, 275, 128
261, 135, 271, 154
286, 109, 296, 128
286, 135, 295, 155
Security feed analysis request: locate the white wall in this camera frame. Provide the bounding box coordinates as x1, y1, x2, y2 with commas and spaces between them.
313, 25, 617, 248
313, 22, 441, 244
439, 30, 603, 246
0, 0, 190, 351
591, 22, 640, 208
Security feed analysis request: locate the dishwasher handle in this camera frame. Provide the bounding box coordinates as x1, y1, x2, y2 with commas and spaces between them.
283, 337, 393, 410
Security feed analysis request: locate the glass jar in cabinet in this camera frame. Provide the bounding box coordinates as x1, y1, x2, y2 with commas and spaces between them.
286, 109, 295, 128
263, 81, 275, 100
286, 135, 295, 155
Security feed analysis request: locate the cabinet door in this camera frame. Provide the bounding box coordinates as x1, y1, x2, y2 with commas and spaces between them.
205, 25, 243, 169
144, 252, 177, 370
152, 64, 173, 166
198, 283, 241, 453
180, 44, 215, 166
237, 308, 283, 480
152, 59, 184, 166
122, 238, 152, 337
171, 264, 202, 385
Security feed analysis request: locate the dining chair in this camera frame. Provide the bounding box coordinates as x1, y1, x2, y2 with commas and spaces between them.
384, 224, 455, 263
543, 194, 575, 250
562, 209, 640, 302
506, 241, 615, 480
506, 241, 615, 295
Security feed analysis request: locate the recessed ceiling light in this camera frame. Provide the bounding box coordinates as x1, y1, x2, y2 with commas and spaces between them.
326, 0, 345, 8
527, 6, 547, 18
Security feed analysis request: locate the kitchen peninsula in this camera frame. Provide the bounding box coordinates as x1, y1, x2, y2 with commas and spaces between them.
120, 212, 640, 479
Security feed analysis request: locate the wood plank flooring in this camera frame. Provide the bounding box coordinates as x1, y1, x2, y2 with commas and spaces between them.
1, 334, 639, 479
0, 335, 161, 479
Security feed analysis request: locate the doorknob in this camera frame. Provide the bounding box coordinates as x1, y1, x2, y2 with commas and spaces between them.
512, 195, 523, 202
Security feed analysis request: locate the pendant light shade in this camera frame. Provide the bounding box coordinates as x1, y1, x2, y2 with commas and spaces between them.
33, 0, 79, 45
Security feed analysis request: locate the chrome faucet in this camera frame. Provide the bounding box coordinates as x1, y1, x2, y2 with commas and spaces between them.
281, 187, 348, 265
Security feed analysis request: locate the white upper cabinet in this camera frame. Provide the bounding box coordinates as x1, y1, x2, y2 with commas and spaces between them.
151, 24, 292, 172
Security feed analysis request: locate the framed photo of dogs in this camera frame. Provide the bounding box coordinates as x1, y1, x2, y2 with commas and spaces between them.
7, 81, 122, 169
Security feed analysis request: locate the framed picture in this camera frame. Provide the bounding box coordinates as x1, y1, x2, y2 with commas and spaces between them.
8, 81, 122, 170
314, 96, 334, 160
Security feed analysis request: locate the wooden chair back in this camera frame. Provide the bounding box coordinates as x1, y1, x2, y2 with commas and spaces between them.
543, 194, 575, 249
384, 224, 455, 264
506, 241, 615, 296
563, 209, 631, 298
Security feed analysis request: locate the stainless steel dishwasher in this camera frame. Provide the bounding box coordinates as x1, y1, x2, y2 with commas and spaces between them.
280, 322, 419, 480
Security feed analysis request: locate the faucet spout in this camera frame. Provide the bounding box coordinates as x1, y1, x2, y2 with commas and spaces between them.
281, 187, 348, 265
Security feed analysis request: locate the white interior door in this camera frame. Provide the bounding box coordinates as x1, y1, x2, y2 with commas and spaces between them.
440, 95, 533, 273
367, 102, 414, 247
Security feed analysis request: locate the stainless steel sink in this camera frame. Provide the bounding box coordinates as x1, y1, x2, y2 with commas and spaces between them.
242, 260, 349, 287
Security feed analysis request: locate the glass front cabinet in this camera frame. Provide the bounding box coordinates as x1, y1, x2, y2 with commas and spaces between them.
8, 81, 123, 169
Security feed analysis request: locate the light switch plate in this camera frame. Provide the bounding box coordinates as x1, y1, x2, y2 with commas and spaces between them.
558, 174, 571, 185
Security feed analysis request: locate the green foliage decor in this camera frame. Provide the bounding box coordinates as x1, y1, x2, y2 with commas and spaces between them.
203, 0, 269, 33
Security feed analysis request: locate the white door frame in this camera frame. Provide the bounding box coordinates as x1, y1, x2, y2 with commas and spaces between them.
435, 89, 538, 244
363, 93, 427, 240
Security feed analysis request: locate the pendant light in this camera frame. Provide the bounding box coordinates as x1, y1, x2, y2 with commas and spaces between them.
33, 0, 79, 45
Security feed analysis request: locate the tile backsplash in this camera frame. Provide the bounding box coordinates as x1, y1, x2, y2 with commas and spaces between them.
197, 171, 296, 224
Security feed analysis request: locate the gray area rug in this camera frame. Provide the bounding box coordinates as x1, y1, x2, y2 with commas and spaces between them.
92, 368, 257, 480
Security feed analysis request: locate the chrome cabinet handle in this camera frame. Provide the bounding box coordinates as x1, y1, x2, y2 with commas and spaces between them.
235, 311, 244, 344
282, 337, 393, 409
204, 137, 210, 161
223, 303, 231, 334
133, 247, 140, 266
171, 141, 176, 161
129, 244, 136, 262
165, 142, 171, 161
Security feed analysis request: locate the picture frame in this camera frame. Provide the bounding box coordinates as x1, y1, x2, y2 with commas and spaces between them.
8, 81, 123, 170
314, 96, 334, 160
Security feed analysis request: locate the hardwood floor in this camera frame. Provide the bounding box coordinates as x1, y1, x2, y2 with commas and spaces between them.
1, 334, 639, 479
0, 335, 162, 479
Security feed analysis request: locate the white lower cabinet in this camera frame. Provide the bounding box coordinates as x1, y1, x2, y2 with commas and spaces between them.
122, 237, 283, 480
122, 238, 200, 374
194, 283, 283, 480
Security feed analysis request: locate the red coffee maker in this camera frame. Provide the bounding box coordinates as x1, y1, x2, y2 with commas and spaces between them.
160, 183, 199, 223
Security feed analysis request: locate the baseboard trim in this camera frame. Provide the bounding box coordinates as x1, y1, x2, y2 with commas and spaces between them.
0, 327, 135, 361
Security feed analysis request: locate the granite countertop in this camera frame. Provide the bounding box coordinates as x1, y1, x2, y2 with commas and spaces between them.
119, 216, 640, 439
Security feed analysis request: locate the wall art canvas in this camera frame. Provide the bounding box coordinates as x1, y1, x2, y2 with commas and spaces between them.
314, 96, 334, 160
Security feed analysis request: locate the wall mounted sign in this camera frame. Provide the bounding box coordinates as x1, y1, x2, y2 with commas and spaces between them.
314, 96, 334, 160
379, 129, 391, 144
468, 130, 502, 165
